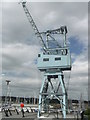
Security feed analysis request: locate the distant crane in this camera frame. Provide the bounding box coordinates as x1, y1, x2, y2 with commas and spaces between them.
20, 1, 72, 118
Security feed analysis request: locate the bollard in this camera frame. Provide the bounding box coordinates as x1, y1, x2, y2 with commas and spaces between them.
30, 107, 33, 113
8, 109, 12, 116
15, 108, 19, 115
4, 109, 9, 117
80, 110, 84, 120
26, 108, 29, 113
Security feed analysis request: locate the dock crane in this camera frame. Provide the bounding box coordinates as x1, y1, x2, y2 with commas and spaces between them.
20, 1, 71, 118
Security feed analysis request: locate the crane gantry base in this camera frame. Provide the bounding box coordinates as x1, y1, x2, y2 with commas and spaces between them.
38, 71, 67, 118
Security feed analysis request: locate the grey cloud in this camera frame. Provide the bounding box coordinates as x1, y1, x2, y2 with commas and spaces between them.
1, 2, 88, 100
2, 2, 88, 45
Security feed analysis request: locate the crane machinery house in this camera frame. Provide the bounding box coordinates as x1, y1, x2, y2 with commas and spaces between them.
37, 47, 71, 71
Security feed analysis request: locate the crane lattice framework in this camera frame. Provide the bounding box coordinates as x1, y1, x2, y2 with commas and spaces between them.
20, 1, 72, 118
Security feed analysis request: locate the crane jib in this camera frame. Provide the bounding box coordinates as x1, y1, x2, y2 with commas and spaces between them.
21, 2, 47, 52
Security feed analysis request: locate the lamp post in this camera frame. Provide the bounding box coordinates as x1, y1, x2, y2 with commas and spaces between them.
5, 80, 11, 104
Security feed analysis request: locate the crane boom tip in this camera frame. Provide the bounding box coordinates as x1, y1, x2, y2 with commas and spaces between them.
18, 0, 26, 4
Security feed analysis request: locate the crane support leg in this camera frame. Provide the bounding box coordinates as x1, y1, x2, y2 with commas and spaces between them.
38, 75, 47, 118
38, 72, 67, 118
58, 73, 66, 118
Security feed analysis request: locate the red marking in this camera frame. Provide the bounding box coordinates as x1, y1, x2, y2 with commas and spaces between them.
20, 103, 24, 108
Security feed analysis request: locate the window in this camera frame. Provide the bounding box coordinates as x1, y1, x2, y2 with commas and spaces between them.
55, 57, 61, 61
38, 54, 41, 57
43, 58, 49, 61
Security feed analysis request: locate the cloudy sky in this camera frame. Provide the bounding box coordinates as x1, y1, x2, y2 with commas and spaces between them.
0, 1, 88, 100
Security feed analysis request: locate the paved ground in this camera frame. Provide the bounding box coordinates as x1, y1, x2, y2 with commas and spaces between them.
0, 113, 2, 120
2, 111, 37, 118
1, 111, 81, 120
